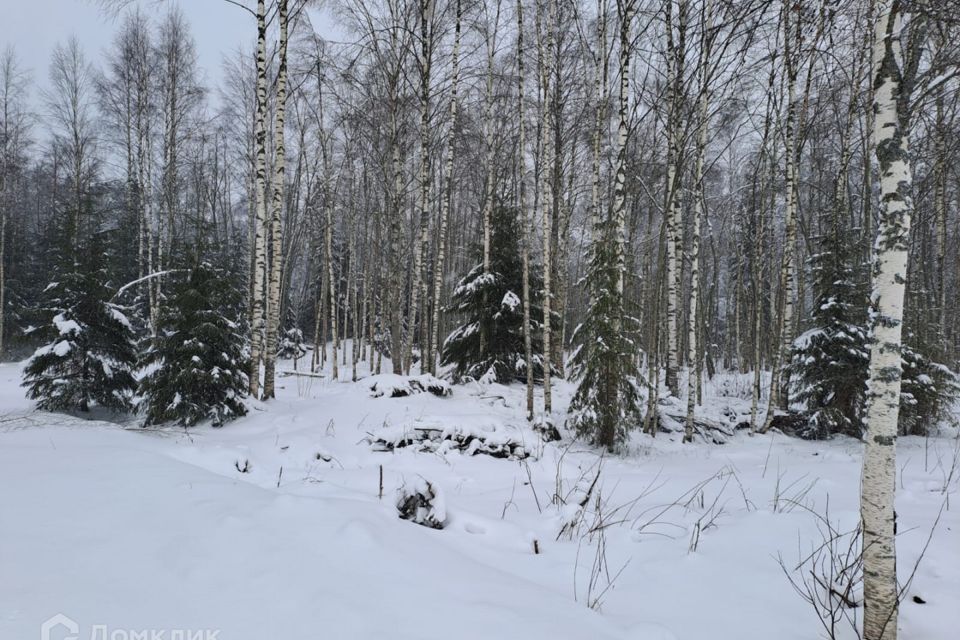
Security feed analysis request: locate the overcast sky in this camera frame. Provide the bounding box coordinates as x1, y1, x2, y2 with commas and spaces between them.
1, 0, 339, 108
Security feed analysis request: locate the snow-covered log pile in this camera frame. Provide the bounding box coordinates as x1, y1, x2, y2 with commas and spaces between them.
764, 411, 811, 438
368, 374, 452, 398
654, 397, 749, 444
368, 420, 541, 460
396, 477, 447, 529
532, 416, 561, 442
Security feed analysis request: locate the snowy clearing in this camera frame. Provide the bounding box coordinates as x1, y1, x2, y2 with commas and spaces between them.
1, 359, 957, 639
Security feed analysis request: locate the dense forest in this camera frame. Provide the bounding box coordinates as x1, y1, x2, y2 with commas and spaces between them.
1, 2, 959, 636
2, 0, 957, 429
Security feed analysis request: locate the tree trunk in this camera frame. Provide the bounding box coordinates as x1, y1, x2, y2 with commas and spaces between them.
429, 0, 461, 377
404, 0, 435, 375
325, 151, 339, 383
388, 67, 404, 375
685, 0, 712, 443
664, 0, 686, 397
517, 0, 535, 419
749, 56, 777, 431
861, 3, 913, 638
248, 0, 268, 398
934, 86, 947, 353
539, 0, 557, 416
263, 0, 288, 399
479, 2, 501, 368
762, 2, 800, 431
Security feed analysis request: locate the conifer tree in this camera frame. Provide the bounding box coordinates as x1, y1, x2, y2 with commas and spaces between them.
567, 0, 642, 452
788, 223, 869, 438
139, 260, 248, 427
22, 235, 137, 413
441, 200, 547, 383
567, 218, 643, 451
278, 307, 307, 366
898, 333, 959, 436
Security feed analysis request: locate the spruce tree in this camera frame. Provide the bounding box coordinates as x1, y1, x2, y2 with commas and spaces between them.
788, 222, 869, 438
899, 333, 959, 436
567, 218, 643, 451
441, 200, 547, 383
139, 260, 248, 427
22, 234, 137, 413
277, 308, 307, 366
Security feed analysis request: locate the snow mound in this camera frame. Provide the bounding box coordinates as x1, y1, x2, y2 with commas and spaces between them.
652, 396, 747, 444
368, 374, 452, 398
396, 476, 447, 529
368, 419, 541, 460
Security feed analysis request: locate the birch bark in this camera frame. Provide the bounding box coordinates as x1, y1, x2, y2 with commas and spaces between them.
861, 2, 913, 637
664, 0, 686, 397
248, 0, 268, 398
263, 0, 289, 399
428, 0, 461, 376
403, 0, 435, 374
684, 0, 712, 443
538, 0, 556, 416
761, 2, 800, 431
517, 0, 535, 419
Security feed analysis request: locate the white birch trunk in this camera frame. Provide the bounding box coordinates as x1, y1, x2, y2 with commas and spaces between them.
748, 59, 777, 431
588, 0, 608, 269
539, 0, 556, 416
934, 88, 947, 346
325, 162, 339, 383
684, 0, 712, 443
612, 1, 633, 311
403, 0, 435, 375
862, 3, 912, 637
248, 0, 268, 398
479, 1, 501, 366
761, 3, 800, 431
388, 67, 404, 375
429, 0, 461, 376
517, 0, 535, 419
263, 0, 289, 399
664, 0, 685, 397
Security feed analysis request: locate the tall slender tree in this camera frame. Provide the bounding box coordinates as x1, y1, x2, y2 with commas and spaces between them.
861, 1, 915, 637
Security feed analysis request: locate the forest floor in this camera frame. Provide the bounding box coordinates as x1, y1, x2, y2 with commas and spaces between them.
1, 351, 958, 640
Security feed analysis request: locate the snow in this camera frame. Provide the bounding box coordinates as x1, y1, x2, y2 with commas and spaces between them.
53, 313, 81, 336
501, 290, 521, 311
0, 358, 957, 640
367, 373, 452, 398
108, 305, 133, 330
396, 475, 447, 528
53, 340, 73, 357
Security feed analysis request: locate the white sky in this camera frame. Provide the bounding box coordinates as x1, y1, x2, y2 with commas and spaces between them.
1, 0, 340, 108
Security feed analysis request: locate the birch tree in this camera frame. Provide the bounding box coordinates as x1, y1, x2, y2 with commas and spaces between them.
428, 0, 462, 376
684, 0, 712, 443
516, 0, 535, 418
402, 0, 436, 374
663, 0, 687, 398
248, 0, 269, 397
861, 1, 918, 636
263, 0, 290, 398
538, 0, 556, 417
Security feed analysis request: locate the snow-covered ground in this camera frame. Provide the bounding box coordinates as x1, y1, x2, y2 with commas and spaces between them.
1, 354, 958, 640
